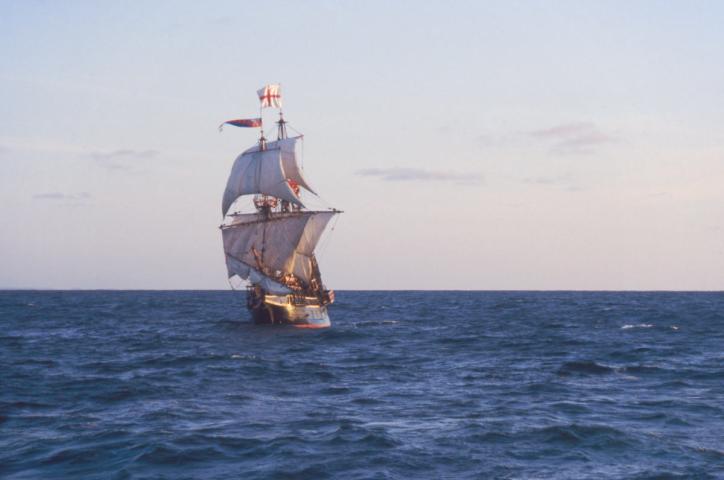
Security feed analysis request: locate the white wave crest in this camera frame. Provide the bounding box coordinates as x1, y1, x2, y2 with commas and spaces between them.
621, 324, 654, 330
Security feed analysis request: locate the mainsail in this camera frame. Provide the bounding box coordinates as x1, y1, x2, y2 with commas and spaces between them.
221, 136, 313, 216
222, 211, 335, 290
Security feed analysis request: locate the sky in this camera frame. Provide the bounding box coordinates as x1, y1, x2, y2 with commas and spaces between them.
1, 0, 723, 290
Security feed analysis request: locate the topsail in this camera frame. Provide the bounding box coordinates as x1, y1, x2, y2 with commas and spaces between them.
222, 136, 313, 216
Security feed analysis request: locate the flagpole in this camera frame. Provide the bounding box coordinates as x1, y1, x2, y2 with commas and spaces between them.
276, 83, 286, 140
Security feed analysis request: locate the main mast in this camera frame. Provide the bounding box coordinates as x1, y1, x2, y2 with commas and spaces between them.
255, 97, 294, 266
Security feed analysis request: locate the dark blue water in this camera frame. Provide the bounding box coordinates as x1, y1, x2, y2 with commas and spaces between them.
2, 291, 723, 479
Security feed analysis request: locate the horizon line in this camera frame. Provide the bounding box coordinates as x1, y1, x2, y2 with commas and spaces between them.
1, 288, 723, 293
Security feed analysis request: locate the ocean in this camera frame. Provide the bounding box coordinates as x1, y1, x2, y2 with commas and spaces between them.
1, 290, 723, 479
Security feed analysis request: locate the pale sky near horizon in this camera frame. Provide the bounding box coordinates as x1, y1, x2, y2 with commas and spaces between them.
1, 1, 723, 290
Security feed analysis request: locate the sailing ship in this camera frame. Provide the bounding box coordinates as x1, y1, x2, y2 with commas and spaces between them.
219, 85, 340, 328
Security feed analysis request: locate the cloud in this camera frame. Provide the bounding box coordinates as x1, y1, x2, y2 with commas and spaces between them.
527, 122, 615, 153
33, 192, 91, 201
356, 167, 481, 184
90, 149, 159, 171
528, 122, 595, 139
476, 132, 512, 147
522, 175, 569, 186
521, 174, 583, 192
90, 149, 158, 161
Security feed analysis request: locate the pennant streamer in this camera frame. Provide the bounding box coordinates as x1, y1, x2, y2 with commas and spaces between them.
219, 118, 262, 131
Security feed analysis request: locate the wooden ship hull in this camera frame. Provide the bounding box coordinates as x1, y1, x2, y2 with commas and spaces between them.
247, 292, 331, 328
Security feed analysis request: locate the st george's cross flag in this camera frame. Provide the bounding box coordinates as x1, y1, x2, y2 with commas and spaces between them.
218, 118, 262, 131
257, 84, 282, 108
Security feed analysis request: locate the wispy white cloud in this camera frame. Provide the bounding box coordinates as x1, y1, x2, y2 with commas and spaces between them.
528, 122, 616, 154
520, 174, 583, 192
528, 122, 595, 139
90, 149, 159, 171
90, 149, 159, 161
33, 192, 92, 201
356, 167, 482, 184
0, 137, 170, 160
477, 122, 617, 154
522, 175, 570, 186
476, 132, 514, 147
0, 138, 166, 173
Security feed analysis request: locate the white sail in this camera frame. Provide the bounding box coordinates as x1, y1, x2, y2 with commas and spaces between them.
225, 254, 291, 294
222, 211, 335, 284
222, 146, 303, 216
273, 137, 316, 194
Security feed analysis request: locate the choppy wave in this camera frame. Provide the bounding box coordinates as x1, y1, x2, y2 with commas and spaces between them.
621, 323, 655, 329
1, 290, 723, 479
558, 360, 616, 375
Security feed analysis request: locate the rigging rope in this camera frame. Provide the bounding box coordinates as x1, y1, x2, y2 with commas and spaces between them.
316, 214, 340, 261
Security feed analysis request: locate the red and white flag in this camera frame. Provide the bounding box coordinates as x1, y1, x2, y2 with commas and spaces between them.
257, 84, 282, 108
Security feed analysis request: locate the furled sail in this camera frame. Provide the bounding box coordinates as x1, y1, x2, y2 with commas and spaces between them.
221, 136, 314, 216
222, 211, 335, 285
